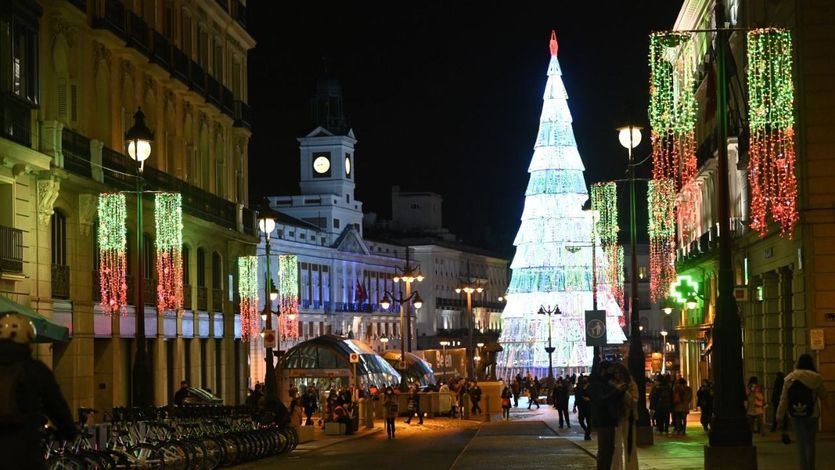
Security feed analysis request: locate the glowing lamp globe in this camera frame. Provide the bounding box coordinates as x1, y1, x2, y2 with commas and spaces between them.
380, 294, 392, 310
617, 125, 642, 150
413, 293, 423, 310
258, 216, 276, 235
125, 108, 154, 163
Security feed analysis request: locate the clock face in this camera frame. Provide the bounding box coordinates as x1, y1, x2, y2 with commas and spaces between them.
313, 155, 331, 174
345, 156, 351, 176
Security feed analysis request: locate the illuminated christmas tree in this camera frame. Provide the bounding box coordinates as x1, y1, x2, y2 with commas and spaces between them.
497, 31, 627, 379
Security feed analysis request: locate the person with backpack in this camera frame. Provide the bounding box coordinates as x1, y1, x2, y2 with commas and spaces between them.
777, 353, 828, 470
745, 376, 766, 437
0, 313, 78, 469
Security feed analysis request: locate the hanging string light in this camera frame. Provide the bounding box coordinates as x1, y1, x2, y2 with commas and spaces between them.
238, 256, 259, 341
649, 32, 698, 190
591, 182, 623, 307
648, 179, 677, 302
747, 28, 798, 238
278, 255, 300, 340
98, 193, 127, 315
155, 193, 183, 313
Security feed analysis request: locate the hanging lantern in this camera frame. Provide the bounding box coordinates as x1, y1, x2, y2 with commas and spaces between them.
238, 256, 259, 341
649, 32, 698, 190
155, 193, 183, 313
98, 193, 127, 315
648, 179, 677, 302
747, 28, 798, 238
591, 182, 623, 307
278, 255, 300, 341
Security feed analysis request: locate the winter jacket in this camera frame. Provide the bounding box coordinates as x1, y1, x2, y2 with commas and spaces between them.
383, 395, 399, 418
650, 383, 673, 410
777, 369, 828, 419
746, 384, 765, 416
673, 384, 693, 412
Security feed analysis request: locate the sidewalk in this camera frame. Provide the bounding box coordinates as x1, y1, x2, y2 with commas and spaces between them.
511, 397, 835, 469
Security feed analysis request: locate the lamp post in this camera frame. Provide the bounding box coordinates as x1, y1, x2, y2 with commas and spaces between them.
660, 330, 668, 375
380, 336, 389, 353
455, 263, 484, 379
617, 123, 653, 443
125, 107, 154, 407
537, 305, 560, 380
257, 208, 278, 403
380, 251, 423, 390
439, 340, 450, 380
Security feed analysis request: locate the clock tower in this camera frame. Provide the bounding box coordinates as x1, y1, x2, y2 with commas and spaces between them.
270, 70, 363, 243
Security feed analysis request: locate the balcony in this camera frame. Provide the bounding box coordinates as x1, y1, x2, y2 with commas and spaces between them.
0, 225, 23, 274
197, 286, 208, 311
126, 11, 151, 53
212, 288, 223, 312
221, 87, 234, 117
1, 92, 34, 147
92, 0, 127, 38
190, 62, 206, 94
233, 101, 251, 130
207, 76, 222, 107
151, 31, 171, 68
51, 264, 70, 299
62, 128, 91, 178
183, 284, 193, 310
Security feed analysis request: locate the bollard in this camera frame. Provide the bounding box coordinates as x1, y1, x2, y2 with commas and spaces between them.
484, 395, 491, 422
365, 397, 374, 429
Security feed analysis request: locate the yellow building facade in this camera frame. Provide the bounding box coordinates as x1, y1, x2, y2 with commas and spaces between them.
0, 0, 257, 415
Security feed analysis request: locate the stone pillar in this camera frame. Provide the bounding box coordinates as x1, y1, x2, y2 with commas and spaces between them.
39, 120, 64, 167
761, 271, 780, 384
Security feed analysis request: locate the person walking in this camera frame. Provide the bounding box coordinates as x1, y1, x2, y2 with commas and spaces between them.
501, 385, 513, 420
745, 376, 766, 437
610, 363, 639, 470
672, 378, 693, 435
383, 387, 398, 439
405, 386, 423, 425
650, 375, 673, 435
470, 381, 483, 415
511, 378, 521, 408
777, 353, 828, 470
527, 377, 541, 410
174, 380, 190, 406
0, 313, 78, 469
301, 388, 318, 426
696, 379, 714, 432
553, 377, 570, 428
573, 375, 592, 440
589, 361, 624, 470
770, 372, 786, 433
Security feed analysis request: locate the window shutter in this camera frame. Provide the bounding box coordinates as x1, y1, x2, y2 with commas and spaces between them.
57, 79, 67, 121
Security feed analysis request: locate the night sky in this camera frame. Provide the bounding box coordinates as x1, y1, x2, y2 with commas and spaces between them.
247, 1, 684, 257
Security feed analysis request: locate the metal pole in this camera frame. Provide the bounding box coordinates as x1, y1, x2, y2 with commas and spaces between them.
627, 136, 652, 435
708, 1, 751, 448
592, 217, 601, 372
263, 237, 277, 402
466, 291, 474, 378
547, 312, 553, 380
132, 166, 152, 407
405, 249, 413, 353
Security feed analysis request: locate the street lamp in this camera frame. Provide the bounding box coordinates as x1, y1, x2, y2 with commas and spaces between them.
257, 205, 279, 405
125, 107, 154, 407
660, 330, 669, 374
617, 123, 652, 444
455, 263, 486, 379
537, 305, 561, 380
381, 248, 423, 390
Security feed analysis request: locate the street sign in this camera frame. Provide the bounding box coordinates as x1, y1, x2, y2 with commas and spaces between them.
810, 328, 825, 351
263, 329, 276, 349
584, 310, 607, 347
349, 352, 360, 363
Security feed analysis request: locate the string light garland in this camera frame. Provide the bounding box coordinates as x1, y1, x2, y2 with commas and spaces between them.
238, 256, 259, 341
747, 28, 798, 238
155, 193, 183, 313
649, 32, 698, 191
648, 179, 677, 302
591, 182, 623, 307
98, 193, 127, 315
278, 255, 300, 340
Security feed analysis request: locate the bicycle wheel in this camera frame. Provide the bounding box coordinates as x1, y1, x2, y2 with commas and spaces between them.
47, 454, 88, 470
200, 437, 223, 470
158, 441, 190, 470
126, 443, 165, 469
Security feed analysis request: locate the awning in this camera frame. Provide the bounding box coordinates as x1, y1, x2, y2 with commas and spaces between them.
0, 295, 70, 343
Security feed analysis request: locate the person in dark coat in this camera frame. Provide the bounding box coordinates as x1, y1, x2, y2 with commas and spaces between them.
405, 386, 423, 424
470, 381, 483, 415
650, 375, 673, 435
552, 377, 570, 428
573, 375, 592, 439
527, 377, 541, 409
245, 383, 263, 409
0, 313, 78, 470
770, 372, 786, 432
511, 379, 521, 408
589, 361, 623, 470
696, 379, 714, 432
174, 380, 190, 406
301, 388, 318, 426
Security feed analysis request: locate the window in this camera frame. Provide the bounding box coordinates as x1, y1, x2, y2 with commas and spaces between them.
333, 219, 340, 229
181, 13, 192, 56
163, 3, 174, 40
197, 248, 206, 287
198, 28, 209, 67
51, 211, 67, 266
213, 43, 223, 80
299, 233, 306, 240
10, 21, 38, 103
346, 194, 350, 204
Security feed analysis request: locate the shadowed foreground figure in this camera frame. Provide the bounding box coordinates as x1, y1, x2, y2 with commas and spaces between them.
0, 312, 77, 470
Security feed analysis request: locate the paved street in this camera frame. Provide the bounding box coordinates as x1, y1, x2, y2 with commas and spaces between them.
234, 397, 835, 469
